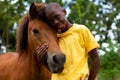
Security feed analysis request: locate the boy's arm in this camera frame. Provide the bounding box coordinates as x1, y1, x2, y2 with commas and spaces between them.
88, 48, 100, 80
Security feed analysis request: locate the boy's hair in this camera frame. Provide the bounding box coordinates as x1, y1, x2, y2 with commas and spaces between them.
45, 2, 63, 14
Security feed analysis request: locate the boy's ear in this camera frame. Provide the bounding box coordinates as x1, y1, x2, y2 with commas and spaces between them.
63, 9, 67, 15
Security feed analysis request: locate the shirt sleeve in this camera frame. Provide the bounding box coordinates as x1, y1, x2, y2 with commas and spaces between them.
81, 25, 99, 53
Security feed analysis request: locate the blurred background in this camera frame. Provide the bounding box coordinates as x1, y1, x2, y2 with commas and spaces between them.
0, 0, 120, 80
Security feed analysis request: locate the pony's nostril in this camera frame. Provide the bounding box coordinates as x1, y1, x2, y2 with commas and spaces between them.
53, 55, 59, 64
52, 54, 66, 64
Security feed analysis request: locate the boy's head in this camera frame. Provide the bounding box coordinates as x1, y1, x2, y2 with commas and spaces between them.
45, 2, 67, 33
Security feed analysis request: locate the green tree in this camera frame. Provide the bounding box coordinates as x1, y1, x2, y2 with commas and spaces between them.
0, 0, 27, 52
99, 52, 120, 80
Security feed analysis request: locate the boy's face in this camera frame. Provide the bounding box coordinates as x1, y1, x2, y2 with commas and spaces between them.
45, 7, 67, 33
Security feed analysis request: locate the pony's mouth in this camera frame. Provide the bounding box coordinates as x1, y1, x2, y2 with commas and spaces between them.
48, 62, 64, 73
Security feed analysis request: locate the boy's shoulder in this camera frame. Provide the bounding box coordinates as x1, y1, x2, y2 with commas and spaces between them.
73, 24, 88, 30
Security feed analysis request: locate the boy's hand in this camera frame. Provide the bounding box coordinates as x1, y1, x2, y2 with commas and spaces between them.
36, 43, 48, 63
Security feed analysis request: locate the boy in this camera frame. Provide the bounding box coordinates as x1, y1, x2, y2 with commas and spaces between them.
40, 2, 100, 80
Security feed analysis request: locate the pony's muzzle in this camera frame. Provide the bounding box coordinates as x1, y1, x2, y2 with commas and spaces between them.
52, 53, 66, 64
47, 53, 66, 73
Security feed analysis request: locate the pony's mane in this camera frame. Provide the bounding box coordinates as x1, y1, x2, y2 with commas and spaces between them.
16, 14, 29, 53
16, 3, 46, 54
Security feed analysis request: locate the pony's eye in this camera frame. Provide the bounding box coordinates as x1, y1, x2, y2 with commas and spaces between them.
32, 29, 39, 34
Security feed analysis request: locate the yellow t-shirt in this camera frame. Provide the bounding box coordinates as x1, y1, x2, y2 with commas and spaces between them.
52, 24, 99, 80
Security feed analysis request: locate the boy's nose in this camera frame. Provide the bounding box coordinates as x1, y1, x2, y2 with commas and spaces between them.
54, 20, 59, 24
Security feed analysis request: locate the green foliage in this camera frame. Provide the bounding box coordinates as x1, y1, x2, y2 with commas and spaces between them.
45, 0, 64, 7
98, 52, 120, 80
0, 0, 28, 51
68, 0, 98, 30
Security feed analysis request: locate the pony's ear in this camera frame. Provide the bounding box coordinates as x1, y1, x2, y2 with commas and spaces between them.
30, 2, 46, 21
29, 2, 37, 19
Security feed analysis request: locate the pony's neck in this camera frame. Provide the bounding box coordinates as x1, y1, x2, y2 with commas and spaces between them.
17, 50, 40, 80
18, 50, 51, 80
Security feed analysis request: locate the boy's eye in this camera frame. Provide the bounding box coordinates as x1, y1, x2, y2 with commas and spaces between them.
55, 15, 60, 19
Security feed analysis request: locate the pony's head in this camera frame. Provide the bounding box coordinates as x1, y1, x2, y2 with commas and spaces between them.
16, 2, 66, 73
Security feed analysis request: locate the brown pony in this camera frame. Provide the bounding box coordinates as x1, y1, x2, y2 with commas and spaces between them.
0, 2, 66, 80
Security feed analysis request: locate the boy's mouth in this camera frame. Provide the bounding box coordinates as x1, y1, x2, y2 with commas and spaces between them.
57, 28, 62, 34
58, 24, 64, 32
